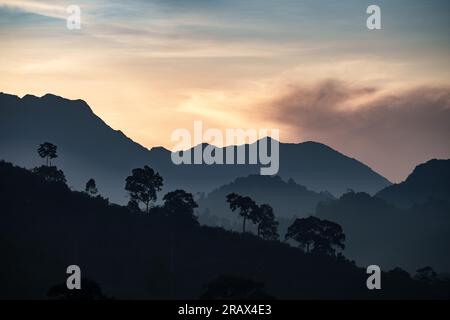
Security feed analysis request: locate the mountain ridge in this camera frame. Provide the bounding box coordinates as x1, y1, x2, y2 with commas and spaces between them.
376, 159, 450, 208
0, 91, 391, 203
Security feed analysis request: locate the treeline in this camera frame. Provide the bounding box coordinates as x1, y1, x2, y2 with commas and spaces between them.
34, 142, 348, 258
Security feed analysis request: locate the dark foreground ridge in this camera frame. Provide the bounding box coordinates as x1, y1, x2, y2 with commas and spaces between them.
0, 160, 448, 300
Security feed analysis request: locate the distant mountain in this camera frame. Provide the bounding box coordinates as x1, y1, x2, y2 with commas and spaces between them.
197, 175, 333, 229
0, 92, 391, 204
0, 92, 151, 203
376, 159, 450, 208
317, 191, 450, 272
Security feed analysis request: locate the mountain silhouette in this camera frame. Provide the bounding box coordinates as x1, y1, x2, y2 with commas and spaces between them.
0, 92, 391, 203
376, 159, 450, 208
317, 190, 450, 272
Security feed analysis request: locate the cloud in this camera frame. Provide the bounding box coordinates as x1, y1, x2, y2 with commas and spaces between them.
0, 0, 67, 19
265, 79, 450, 182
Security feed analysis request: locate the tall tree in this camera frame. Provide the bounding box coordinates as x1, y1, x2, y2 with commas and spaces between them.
285, 216, 345, 255
256, 204, 279, 241
85, 178, 98, 196
125, 166, 163, 213
37, 142, 58, 166
163, 189, 198, 225
226, 193, 258, 233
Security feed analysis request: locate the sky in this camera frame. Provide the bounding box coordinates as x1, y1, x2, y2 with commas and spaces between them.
0, 0, 449, 182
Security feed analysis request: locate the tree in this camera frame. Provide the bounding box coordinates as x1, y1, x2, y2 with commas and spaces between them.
255, 204, 279, 240
85, 178, 98, 196
125, 166, 163, 213
285, 216, 345, 255
32, 165, 66, 184
226, 193, 258, 233
37, 142, 58, 166
312, 219, 346, 255
163, 189, 198, 225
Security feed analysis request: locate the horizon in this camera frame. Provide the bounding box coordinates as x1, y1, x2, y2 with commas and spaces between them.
1, 0, 450, 182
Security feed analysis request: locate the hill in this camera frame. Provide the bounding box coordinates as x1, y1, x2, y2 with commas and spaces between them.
376, 159, 450, 208
317, 191, 450, 272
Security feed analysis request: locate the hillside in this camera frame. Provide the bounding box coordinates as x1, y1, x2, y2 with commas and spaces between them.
376, 159, 450, 208
0, 160, 447, 299
317, 191, 450, 272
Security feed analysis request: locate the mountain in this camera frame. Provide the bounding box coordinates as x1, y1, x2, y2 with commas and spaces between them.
1, 160, 447, 299
0, 92, 391, 204
317, 191, 450, 272
0, 92, 151, 203
197, 174, 333, 232
316, 160, 450, 272
376, 159, 450, 208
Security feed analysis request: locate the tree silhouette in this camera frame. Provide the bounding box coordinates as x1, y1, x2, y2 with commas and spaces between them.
163, 189, 199, 225
37, 142, 58, 166
312, 218, 346, 255
226, 193, 258, 233
32, 165, 66, 184
85, 178, 98, 196
255, 204, 279, 240
125, 166, 163, 213
285, 216, 345, 255
200, 275, 274, 300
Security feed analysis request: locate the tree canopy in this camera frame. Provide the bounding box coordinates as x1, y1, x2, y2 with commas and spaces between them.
226, 193, 258, 233
125, 166, 163, 213
255, 204, 279, 241
37, 142, 58, 166
85, 178, 98, 196
285, 216, 345, 255
163, 189, 199, 226
32, 165, 66, 184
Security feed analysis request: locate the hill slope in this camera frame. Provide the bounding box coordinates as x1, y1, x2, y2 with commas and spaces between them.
317, 191, 450, 272
376, 159, 450, 208
0, 160, 446, 299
